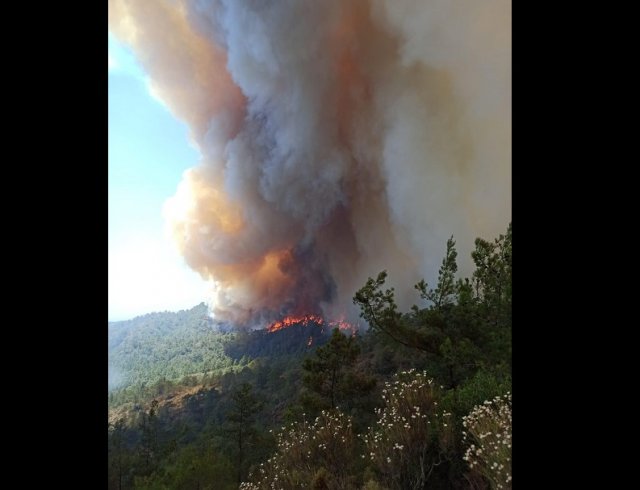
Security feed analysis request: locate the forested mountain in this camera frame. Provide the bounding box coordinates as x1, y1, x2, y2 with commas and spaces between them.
109, 303, 239, 390
108, 225, 512, 490
108, 303, 338, 388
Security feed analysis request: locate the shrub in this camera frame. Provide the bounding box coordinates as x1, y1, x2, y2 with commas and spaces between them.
240, 410, 357, 489
362, 369, 454, 489
462, 393, 512, 489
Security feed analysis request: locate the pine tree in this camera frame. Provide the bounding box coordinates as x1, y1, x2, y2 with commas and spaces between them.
226, 383, 262, 485
138, 399, 159, 473
301, 328, 375, 414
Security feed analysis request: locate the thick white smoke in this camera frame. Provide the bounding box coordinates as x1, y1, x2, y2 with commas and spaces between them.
109, 0, 511, 327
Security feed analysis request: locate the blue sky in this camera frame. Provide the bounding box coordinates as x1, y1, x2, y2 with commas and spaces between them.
108, 33, 208, 321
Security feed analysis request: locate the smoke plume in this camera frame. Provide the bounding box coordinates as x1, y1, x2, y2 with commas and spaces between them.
109, 0, 511, 327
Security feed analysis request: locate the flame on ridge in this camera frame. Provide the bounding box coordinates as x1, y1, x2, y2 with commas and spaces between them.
266, 314, 357, 335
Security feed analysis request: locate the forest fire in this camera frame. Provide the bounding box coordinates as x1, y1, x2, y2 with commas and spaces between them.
266, 314, 357, 335
329, 318, 358, 335
266, 314, 324, 333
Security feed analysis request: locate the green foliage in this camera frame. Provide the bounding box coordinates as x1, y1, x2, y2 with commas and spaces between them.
353, 271, 415, 350
225, 321, 329, 360
132, 445, 236, 490
351, 224, 512, 486
449, 369, 512, 420
362, 370, 455, 489
225, 383, 264, 484
462, 393, 512, 489
301, 328, 375, 415
138, 399, 161, 472
415, 236, 458, 309
471, 224, 512, 313
241, 410, 360, 489
227, 383, 262, 427
108, 304, 241, 393
108, 418, 130, 490
353, 223, 512, 388
107, 304, 269, 412
108, 224, 512, 490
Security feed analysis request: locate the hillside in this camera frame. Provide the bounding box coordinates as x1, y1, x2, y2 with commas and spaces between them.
108, 303, 239, 390
108, 226, 512, 490
108, 303, 334, 395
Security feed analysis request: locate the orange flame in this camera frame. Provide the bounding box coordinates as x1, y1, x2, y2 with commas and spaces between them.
266, 314, 324, 333
328, 318, 358, 336
266, 314, 357, 335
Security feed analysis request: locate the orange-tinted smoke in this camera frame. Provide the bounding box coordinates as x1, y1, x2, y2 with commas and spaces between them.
109, 0, 511, 327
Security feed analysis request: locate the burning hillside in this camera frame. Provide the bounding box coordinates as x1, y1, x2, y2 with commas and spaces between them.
224, 316, 343, 360
267, 315, 357, 335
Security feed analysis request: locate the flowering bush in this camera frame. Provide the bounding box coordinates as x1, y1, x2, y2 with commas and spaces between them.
462, 392, 512, 489
361, 369, 454, 489
240, 410, 358, 489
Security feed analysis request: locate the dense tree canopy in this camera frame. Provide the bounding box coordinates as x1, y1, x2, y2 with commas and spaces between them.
301, 328, 375, 414
354, 224, 512, 388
